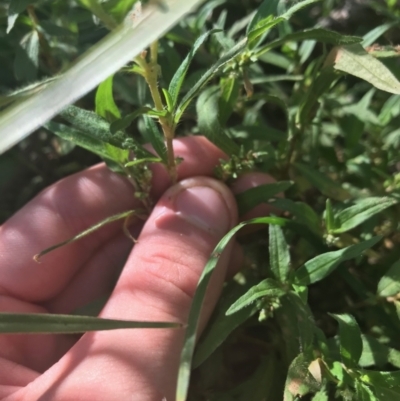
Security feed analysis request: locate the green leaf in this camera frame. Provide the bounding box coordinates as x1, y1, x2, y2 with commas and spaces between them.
7, 0, 34, 33
142, 115, 168, 164
311, 389, 329, 401
162, 88, 174, 111
34, 210, 139, 261
359, 334, 400, 369
169, 30, 219, 108
379, 95, 400, 125
298, 66, 340, 127
246, 0, 279, 34
226, 278, 285, 315
332, 44, 400, 94
219, 76, 240, 126
330, 313, 363, 367
268, 198, 322, 235
175, 38, 246, 124
277, 292, 316, 362
0, 312, 181, 334
109, 106, 155, 134
360, 369, 400, 400
247, 0, 322, 47
236, 181, 293, 215
332, 197, 398, 234
377, 260, 400, 298
283, 352, 320, 401
95, 75, 121, 122
14, 31, 40, 82
269, 225, 291, 283
356, 381, 377, 401
0, 0, 205, 154
362, 22, 397, 47
294, 236, 382, 286
196, 87, 240, 156
59, 105, 153, 158
78, 0, 118, 29
294, 163, 351, 201
193, 279, 260, 368
102, 0, 139, 24
176, 216, 288, 401
325, 199, 336, 233
255, 28, 362, 58
44, 121, 128, 166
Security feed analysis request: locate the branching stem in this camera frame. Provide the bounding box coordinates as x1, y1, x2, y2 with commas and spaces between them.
135, 42, 177, 182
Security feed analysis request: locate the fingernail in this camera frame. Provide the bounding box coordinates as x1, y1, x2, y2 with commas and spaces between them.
174, 185, 232, 237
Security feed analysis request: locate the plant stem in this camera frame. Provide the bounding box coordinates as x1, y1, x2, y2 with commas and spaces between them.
136, 42, 177, 182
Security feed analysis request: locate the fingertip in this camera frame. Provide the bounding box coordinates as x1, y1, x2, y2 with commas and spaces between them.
231, 172, 283, 220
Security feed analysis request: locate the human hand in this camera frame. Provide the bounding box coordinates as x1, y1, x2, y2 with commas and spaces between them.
0, 136, 275, 401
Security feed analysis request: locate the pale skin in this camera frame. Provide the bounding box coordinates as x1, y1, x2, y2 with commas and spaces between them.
0, 136, 276, 401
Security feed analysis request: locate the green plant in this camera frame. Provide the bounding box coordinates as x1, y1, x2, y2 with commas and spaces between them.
2, 0, 400, 399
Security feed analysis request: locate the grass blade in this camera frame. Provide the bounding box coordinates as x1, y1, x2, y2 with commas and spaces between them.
34, 210, 141, 261
176, 216, 287, 401
0, 312, 182, 334
0, 0, 205, 154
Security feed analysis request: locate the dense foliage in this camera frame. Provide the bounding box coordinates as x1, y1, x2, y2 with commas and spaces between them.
1, 0, 400, 400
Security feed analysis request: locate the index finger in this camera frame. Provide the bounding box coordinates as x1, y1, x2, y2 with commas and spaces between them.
0, 136, 226, 302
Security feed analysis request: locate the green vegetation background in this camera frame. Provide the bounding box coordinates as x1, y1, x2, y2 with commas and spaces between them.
1, 1, 400, 400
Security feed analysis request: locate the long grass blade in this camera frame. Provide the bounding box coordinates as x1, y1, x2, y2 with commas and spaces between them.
0, 0, 204, 154
34, 209, 144, 262
0, 313, 182, 334
176, 216, 287, 401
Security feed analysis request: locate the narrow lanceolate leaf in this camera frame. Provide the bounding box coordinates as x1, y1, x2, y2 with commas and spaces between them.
44, 121, 128, 166
377, 260, 400, 298
169, 29, 219, 107
175, 38, 247, 124
176, 216, 288, 401
246, 0, 279, 34
294, 236, 382, 286
362, 22, 398, 47
277, 292, 315, 363
325, 199, 337, 233
34, 210, 140, 261
331, 44, 400, 94
295, 163, 350, 201
59, 105, 154, 158
95, 74, 121, 122
255, 28, 362, 58
269, 225, 291, 283
236, 181, 293, 215
109, 106, 155, 134
268, 198, 321, 235
0, 0, 205, 155
196, 87, 240, 156
142, 115, 168, 164
332, 197, 398, 234
330, 313, 363, 367
226, 278, 285, 315
193, 279, 261, 368
0, 313, 182, 334
247, 0, 322, 47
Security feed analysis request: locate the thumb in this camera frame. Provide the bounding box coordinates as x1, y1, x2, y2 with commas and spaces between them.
24, 177, 238, 401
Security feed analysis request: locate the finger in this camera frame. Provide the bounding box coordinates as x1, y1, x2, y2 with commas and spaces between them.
20, 177, 237, 401
0, 136, 226, 303
49, 171, 279, 314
